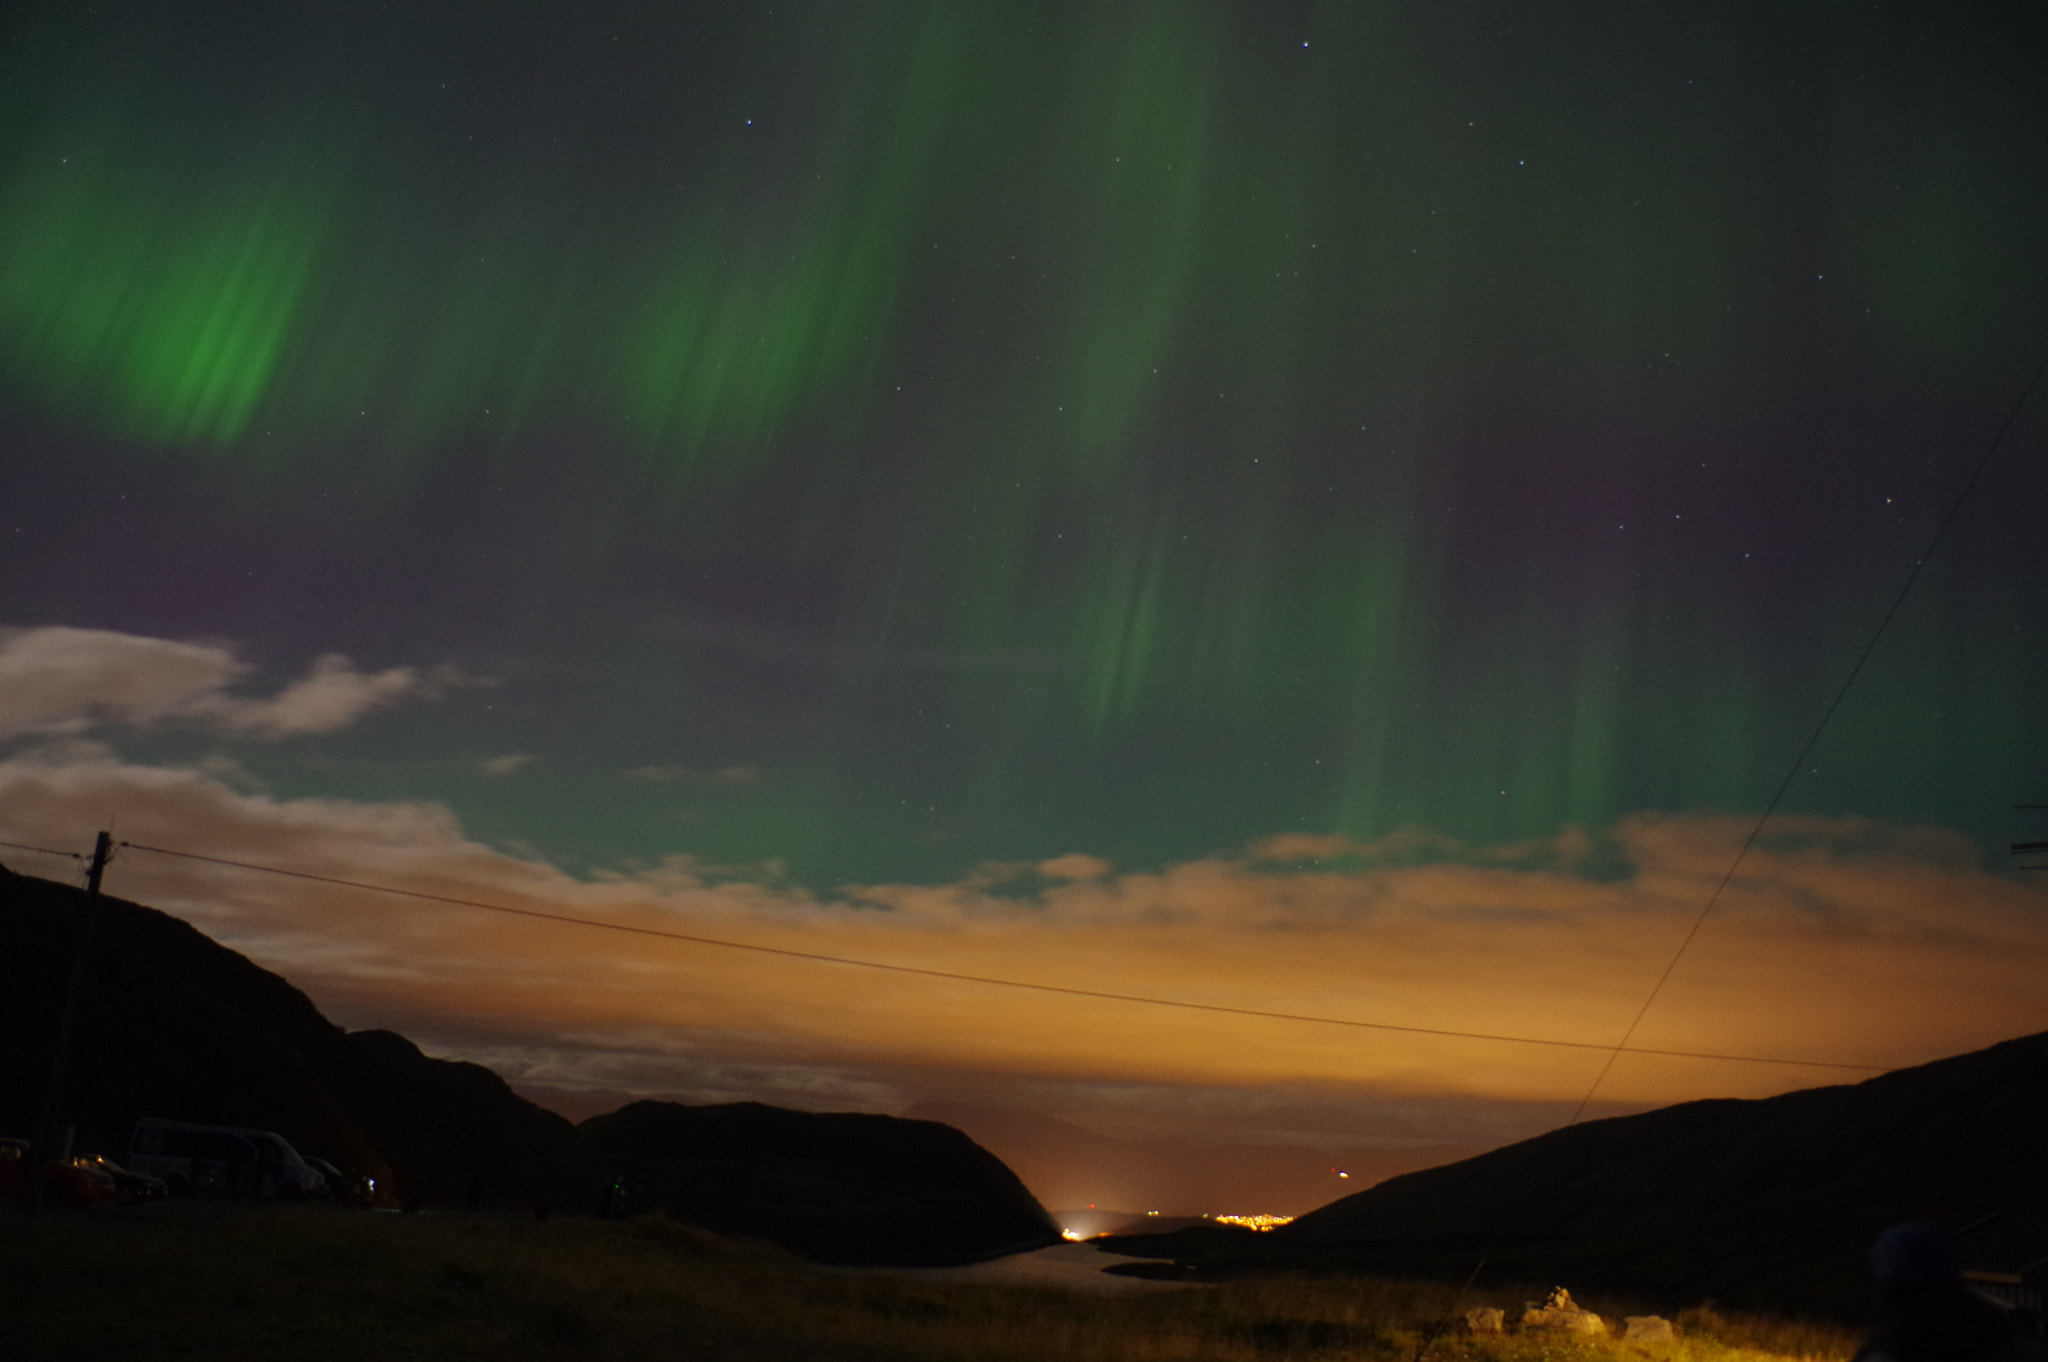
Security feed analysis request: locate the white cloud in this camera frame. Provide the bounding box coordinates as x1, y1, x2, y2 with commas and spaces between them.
211, 653, 430, 735
478, 753, 537, 778
0, 627, 244, 736
0, 626, 451, 740
190, 753, 271, 792
1037, 853, 1111, 880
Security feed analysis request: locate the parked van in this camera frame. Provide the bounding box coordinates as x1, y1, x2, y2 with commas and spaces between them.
127, 1118, 327, 1198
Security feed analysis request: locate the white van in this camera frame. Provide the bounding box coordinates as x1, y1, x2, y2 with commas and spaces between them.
127, 1118, 327, 1198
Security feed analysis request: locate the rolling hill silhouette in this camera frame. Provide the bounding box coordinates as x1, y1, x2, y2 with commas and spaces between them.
0, 862, 573, 1203
582, 1100, 1057, 1264
0, 863, 1055, 1263
1102, 1030, 2048, 1318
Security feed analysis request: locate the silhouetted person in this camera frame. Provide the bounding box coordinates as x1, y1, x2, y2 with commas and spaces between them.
1855, 1223, 2048, 1362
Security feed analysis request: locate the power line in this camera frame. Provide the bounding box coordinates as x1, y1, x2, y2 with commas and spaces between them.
1564, 348, 2048, 1117
116, 839, 1889, 1074
1565, 352, 2046, 1120
1407, 353, 2048, 1362
0, 838, 86, 863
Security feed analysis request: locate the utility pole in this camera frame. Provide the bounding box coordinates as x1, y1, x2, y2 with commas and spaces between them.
24, 831, 113, 1227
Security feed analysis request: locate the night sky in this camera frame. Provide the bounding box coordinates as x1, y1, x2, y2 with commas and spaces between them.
3, 2, 2046, 1215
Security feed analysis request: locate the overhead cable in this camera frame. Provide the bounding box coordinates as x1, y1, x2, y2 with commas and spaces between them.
1408, 353, 2048, 1362
118, 839, 1890, 1074
0, 838, 85, 862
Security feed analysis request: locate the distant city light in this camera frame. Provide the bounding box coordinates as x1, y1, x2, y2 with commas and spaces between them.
1213, 1214, 1295, 1232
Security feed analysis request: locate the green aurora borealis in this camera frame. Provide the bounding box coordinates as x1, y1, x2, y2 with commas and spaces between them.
2, 0, 2045, 886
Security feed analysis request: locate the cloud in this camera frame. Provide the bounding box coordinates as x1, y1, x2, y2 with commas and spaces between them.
0, 627, 452, 739
1037, 853, 1111, 880
1246, 827, 1473, 864
0, 627, 244, 736
1, 744, 2043, 1167
212, 653, 434, 735
622, 765, 690, 782
478, 753, 537, 778
191, 753, 271, 792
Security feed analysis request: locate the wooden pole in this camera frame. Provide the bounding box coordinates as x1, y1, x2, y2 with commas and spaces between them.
24, 832, 112, 1226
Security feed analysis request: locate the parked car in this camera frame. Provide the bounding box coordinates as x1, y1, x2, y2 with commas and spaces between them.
76, 1153, 169, 1205
56, 1155, 119, 1206
303, 1156, 375, 1206
127, 1118, 327, 1198
0, 1137, 118, 1207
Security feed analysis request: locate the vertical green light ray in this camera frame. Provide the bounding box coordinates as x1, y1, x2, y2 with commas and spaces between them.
621, 6, 976, 479
1049, 3, 1219, 483
307, 211, 594, 454
1074, 507, 1177, 731
0, 142, 331, 448
1177, 511, 1287, 723
1559, 597, 1625, 827
1328, 511, 1419, 838
623, 214, 894, 467
1477, 561, 1627, 835
817, 4, 1227, 714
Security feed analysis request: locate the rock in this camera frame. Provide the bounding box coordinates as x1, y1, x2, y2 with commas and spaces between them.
1522, 1289, 1608, 1337
1623, 1315, 1675, 1343
1463, 1307, 1505, 1334
1521, 1307, 1609, 1336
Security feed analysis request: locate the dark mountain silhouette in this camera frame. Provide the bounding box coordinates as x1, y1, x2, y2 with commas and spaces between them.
582, 1100, 1058, 1264
1103, 1030, 2048, 1319
0, 863, 575, 1204
0, 865, 1058, 1262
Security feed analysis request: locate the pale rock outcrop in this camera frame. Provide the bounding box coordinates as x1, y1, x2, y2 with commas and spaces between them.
1521, 1287, 1608, 1337
1463, 1307, 1505, 1334
1623, 1315, 1675, 1343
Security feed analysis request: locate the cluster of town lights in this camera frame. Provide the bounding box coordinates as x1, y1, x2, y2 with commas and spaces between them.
1060, 1212, 1297, 1240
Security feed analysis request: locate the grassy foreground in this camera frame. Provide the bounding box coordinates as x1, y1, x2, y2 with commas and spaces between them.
2, 1202, 1862, 1362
